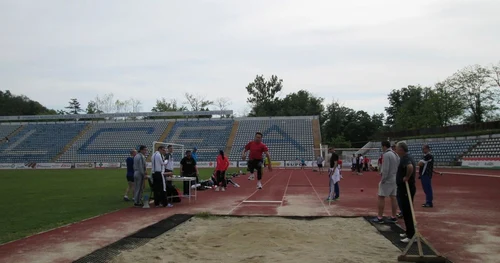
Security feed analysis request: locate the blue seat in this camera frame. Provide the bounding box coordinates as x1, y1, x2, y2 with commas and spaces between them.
0, 123, 86, 163
164, 120, 234, 162
230, 118, 314, 161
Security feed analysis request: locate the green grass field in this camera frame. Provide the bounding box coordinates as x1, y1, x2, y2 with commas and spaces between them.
0, 168, 240, 244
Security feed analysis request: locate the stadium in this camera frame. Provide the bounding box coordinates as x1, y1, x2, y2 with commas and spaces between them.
2, 1, 500, 262
0, 109, 499, 263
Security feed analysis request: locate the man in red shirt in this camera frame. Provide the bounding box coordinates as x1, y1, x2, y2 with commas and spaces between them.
242, 132, 272, 189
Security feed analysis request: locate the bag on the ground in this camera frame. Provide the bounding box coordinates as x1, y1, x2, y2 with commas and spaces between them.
166, 184, 181, 203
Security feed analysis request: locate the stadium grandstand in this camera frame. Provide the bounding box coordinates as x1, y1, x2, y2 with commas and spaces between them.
0, 111, 322, 165
1, 110, 499, 169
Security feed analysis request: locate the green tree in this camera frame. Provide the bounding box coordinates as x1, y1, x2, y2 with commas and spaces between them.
245, 75, 283, 117
152, 98, 187, 112
490, 61, 500, 89
425, 81, 464, 126
343, 110, 384, 147
277, 90, 324, 117
386, 85, 424, 130
150, 98, 187, 119
384, 89, 405, 126
183, 93, 213, 119
321, 101, 383, 148
387, 85, 442, 130
86, 101, 103, 114
183, 93, 213, 111
328, 135, 351, 148
448, 65, 499, 123
65, 98, 83, 114
0, 90, 55, 116
321, 101, 355, 144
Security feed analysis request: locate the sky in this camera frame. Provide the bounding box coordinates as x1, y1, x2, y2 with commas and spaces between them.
1, 0, 499, 117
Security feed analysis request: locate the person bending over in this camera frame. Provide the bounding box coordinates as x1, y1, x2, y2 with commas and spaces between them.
211, 172, 240, 188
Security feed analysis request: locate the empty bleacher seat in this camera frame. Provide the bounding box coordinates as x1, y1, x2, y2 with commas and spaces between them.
163, 120, 234, 162
0, 124, 21, 139
58, 121, 171, 163
463, 137, 500, 158
229, 118, 314, 161
0, 123, 86, 163
363, 139, 479, 165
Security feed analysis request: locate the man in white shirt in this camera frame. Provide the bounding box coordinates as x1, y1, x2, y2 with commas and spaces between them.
152, 146, 172, 208
372, 141, 399, 223
164, 145, 175, 175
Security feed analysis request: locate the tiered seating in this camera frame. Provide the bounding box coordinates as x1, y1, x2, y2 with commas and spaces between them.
58, 121, 170, 163
362, 139, 479, 165
229, 118, 314, 161
463, 137, 500, 158
408, 140, 478, 165
0, 123, 86, 163
163, 120, 234, 162
0, 124, 21, 139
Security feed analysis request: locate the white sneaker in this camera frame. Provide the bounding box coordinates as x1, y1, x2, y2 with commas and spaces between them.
400, 233, 407, 238
234, 183, 240, 187
257, 182, 262, 189
215, 186, 219, 192
248, 175, 254, 180
400, 237, 410, 243
221, 187, 225, 192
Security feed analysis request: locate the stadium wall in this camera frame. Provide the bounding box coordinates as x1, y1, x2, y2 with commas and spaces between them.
0, 160, 317, 170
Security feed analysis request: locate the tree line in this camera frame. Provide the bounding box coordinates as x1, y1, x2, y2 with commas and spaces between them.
244, 62, 500, 147
385, 63, 500, 130
1, 61, 498, 147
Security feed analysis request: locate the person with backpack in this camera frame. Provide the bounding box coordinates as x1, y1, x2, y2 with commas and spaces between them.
215, 150, 230, 192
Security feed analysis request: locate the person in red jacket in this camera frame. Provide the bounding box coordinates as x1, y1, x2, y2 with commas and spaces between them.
215, 150, 230, 192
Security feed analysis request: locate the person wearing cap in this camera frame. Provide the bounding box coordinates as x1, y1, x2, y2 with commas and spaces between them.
191, 147, 198, 162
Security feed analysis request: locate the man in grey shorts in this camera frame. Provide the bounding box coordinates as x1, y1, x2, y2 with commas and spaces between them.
372, 140, 399, 223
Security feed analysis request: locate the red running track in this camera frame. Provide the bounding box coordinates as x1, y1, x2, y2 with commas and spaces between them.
0, 168, 498, 263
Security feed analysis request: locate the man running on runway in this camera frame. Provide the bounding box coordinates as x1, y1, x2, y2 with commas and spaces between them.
242, 132, 272, 189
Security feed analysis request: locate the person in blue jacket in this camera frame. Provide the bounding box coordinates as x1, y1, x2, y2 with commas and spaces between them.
191, 147, 198, 162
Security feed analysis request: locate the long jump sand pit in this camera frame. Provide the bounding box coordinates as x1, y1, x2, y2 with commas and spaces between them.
111, 216, 401, 263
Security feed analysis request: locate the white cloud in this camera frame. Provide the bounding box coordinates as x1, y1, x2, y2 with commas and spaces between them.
1, 0, 499, 117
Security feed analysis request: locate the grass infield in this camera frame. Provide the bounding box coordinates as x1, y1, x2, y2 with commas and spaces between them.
0, 167, 241, 244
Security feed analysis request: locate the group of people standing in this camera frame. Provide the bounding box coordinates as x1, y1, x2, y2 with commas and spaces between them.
373, 141, 438, 243
350, 153, 371, 174
123, 144, 200, 208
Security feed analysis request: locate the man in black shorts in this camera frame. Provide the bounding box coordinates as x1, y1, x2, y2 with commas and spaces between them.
316, 155, 324, 174
242, 132, 272, 189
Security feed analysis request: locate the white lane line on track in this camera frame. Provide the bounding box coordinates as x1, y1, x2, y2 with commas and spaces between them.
303, 169, 331, 216
226, 170, 284, 215
280, 170, 293, 206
